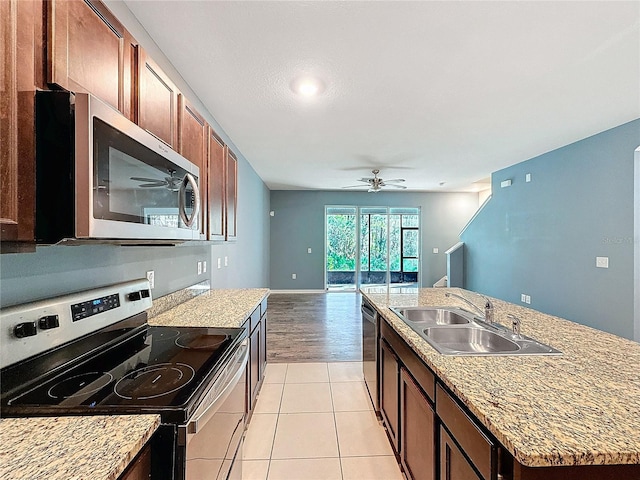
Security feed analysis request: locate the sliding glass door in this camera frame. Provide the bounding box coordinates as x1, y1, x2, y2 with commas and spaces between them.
325, 206, 420, 291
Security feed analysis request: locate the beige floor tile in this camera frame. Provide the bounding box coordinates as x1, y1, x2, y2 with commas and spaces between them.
341, 456, 403, 480
280, 383, 333, 413
264, 363, 288, 384
242, 459, 270, 480
331, 382, 373, 412
285, 363, 330, 383
244, 414, 278, 460
267, 458, 342, 480
328, 362, 364, 382
254, 383, 284, 414
271, 412, 339, 459
335, 411, 394, 457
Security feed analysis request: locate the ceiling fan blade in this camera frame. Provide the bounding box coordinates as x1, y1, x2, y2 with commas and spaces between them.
385, 184, 407, 189
383, 178, 405, 183
131, 176, 162, 182
138, 182, 166, 188
342, 185, 369, 189
356, 178, 374, 183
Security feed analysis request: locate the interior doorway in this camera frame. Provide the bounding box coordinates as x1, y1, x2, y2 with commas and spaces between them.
325, 206, 420, 291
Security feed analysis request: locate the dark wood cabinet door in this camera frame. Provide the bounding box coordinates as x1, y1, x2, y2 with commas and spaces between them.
1, 0, 43, 248
118, 442, 151, 480
380, 338, 400, 453
137, 47, 179, 148
259, 312, 267, 377
207, 129, 226, 241
249, 324, 260, 412
440, 427, 482, 480
47, 0, 133, 118
401, 368, 435, 480
225, 149, 238, 241
178, 95, 207, 237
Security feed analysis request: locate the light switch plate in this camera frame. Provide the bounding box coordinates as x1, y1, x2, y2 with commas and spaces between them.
596, 256, 609, 268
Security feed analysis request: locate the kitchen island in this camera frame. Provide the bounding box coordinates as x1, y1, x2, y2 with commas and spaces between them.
362, 287, 640, 479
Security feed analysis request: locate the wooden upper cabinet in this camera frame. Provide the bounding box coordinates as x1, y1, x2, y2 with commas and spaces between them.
1, 0, 43, 248
208, 129, 226, 241
47, 0, 133, 119
178, 95, 207, 238
136, 47, 179, 148
226, 149, 238, 241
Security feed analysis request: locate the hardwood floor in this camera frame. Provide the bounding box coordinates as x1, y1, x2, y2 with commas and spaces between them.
267, 292, 362, 363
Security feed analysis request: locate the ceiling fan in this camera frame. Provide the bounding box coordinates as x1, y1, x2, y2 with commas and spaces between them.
131, 169, 182, 192
342, 169, 407, 193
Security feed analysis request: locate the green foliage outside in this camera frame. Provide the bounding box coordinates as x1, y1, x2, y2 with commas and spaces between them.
327, 213, 419, 272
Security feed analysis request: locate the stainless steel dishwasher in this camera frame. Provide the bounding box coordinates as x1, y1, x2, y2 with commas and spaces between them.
361, 298, 379, 412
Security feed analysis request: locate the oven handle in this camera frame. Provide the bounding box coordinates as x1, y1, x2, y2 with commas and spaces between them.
179, 173, 201, 228
187, 339, 248, 435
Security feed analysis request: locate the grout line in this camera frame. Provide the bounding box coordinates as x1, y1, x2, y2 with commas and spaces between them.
328, 378, 345, 480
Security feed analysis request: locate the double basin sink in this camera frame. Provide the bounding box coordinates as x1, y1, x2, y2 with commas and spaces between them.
389, 306, 561, 356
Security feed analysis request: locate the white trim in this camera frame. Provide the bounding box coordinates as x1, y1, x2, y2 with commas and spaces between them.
460, 194, 492, 236
270, 289, 327, 294
634, 146, 640, 342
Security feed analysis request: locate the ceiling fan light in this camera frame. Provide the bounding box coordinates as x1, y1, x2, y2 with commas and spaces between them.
291, 76, 325, 97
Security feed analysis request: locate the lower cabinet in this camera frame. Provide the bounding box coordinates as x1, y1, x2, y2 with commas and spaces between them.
380, 338, 400, 452
118, 442, 152, 480
401, 367, 436, 480
247, 299, 268, 417
440, 426, 481, 480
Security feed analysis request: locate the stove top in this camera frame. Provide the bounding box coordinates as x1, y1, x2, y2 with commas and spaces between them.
0, 280, 246, 424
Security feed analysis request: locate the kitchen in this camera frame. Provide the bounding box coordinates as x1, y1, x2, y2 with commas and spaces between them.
1, 1, 639, 480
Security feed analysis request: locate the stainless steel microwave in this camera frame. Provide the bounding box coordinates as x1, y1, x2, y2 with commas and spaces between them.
35, 91, 201, 244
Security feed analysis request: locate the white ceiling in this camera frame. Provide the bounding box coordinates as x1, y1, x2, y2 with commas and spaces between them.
123, 1, 640, 192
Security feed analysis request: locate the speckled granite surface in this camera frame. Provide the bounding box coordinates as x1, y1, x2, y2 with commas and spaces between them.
0, 415, 159, 480
148, 287, 270, 328
146, 280, 211, 318
361, 287, 640, 468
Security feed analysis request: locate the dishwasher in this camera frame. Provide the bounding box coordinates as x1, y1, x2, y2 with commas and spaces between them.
361, 298, 379, 412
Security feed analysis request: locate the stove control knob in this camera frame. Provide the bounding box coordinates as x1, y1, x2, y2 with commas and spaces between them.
127, 291, 142, 301
14, 321, 38, 338
39, 315, 60, 330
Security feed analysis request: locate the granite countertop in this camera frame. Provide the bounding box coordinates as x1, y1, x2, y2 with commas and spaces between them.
148, 286, 270, 328
361, 287, 640, 468
0, 415, 159, 480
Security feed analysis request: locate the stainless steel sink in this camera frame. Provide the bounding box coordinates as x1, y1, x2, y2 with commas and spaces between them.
390, 306, 561, 356
390, 307, 472, 325
423, 327, 520, 354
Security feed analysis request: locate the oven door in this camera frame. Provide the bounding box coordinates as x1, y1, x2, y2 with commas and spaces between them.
75, 93, 200, 240
179, 340, 248, 480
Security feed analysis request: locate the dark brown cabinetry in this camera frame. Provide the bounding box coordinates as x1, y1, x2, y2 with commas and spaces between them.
380, 338, 400, 452
401, 368, 436, 480
47, 0, 133, 119
136, 47, 179, 148
225, 149, 238, 241
440, 426, 482, 480
178, 95, 207, 238
118, 442, 152, 480
207, 129, 226, 241
246, 300, 268, 417
1, 0, 43, 249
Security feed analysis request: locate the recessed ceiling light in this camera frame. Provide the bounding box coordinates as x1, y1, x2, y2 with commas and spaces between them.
291, 76, 325, 97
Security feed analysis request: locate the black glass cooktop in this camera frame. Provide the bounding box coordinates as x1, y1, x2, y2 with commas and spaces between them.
1, 317, 245, 423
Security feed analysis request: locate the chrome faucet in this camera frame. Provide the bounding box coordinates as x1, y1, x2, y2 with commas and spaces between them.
445, 291, 494, 324
508, 314, 522, 338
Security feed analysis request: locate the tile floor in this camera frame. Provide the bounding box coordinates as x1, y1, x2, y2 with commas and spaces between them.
242, 362, 404, 480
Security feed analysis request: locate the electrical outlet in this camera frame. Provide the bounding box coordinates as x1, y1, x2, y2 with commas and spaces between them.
525, 173, 531, 182
224, 256, 228, 267
217, 258, 221, 269
433, 248, 439, 254
525, 295, 531, 304
292, 273, 297, 280
146, 271, 155, 289
596, 256, 609, 268
307, 247, 312, 254
197, 261, 202, 275
203, 261, 207, 273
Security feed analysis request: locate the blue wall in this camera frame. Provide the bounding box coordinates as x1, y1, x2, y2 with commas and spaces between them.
461, 119, 640, 339
270, 190, 479, 290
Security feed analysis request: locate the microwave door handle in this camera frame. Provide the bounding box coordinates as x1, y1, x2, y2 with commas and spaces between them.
178, 173, 201, 228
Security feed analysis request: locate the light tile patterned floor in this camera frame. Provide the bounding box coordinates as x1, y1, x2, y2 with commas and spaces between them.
243, 362, 404, 480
